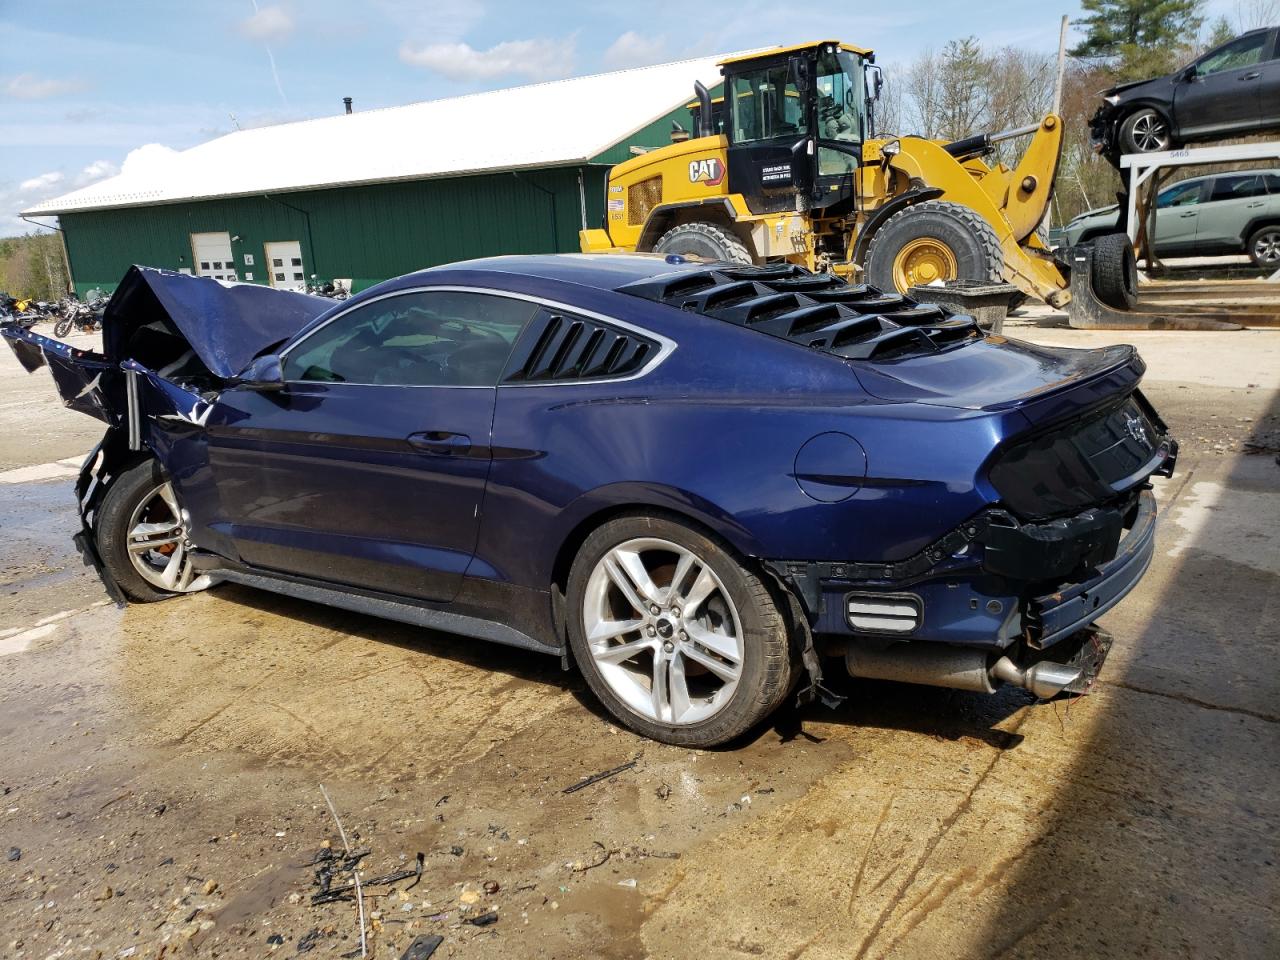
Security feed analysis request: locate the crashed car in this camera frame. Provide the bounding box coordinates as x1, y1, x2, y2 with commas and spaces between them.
2, 256, 1177, 747
1090, 26, 1280, 160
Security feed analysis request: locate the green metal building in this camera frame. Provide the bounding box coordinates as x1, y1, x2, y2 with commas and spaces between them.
23, 57, 726, 297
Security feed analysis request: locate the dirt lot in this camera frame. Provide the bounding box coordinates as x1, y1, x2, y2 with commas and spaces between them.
1, 318, 1277, 960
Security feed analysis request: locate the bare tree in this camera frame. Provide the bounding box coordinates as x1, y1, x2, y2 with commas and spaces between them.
1234, 0, 1280, 29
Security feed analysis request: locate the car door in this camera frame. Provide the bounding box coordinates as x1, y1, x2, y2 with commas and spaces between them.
1174, 31, 1270, 135
1151, 178, 1207, 254
204, 288, 537, 602
1194, 174, 1269, 253
1257, 30, 1280, 130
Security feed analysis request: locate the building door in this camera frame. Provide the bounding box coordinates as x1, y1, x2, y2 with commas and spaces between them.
191, 232, 236, 281
265, 240, 307, 292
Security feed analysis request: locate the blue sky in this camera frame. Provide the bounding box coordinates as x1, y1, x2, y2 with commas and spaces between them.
0, 0, 1243, 234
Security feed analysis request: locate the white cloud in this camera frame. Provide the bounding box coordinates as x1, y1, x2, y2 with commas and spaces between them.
603, 32, 670, 70
4, 73, 85, 100
77, 160, 119, 184
18, 171, 63, 192
399, 37, 576, 81
238, 5, 294, 42
120, 143, 182, 178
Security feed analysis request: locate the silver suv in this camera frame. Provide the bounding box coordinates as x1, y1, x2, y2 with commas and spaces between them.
1064, 170, 1280, 268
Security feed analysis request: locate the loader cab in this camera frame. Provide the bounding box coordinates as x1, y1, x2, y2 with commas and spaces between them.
720, 41, 873, 216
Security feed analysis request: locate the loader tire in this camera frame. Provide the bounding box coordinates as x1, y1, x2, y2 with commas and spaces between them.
653, 222, 753, 264
1089, 233, 1138, 311
864, 200, 1003, 296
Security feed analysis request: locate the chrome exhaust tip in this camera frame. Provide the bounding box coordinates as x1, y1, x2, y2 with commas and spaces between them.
845, 643, 1083, 699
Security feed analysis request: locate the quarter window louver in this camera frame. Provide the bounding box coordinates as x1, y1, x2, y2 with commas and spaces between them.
617, 264, 981, 362
504, 309, 657, 383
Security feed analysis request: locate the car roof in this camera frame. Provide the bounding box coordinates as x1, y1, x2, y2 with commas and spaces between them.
400, 253, 718, 293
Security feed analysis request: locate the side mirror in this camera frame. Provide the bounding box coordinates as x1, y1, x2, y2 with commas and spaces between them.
789, 56, 812, 93
1181, 64, 1198, 81
233, 353, 285, 391
865, 63, 884, 101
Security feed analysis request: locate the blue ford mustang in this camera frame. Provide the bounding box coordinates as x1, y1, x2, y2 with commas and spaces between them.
3, 254, 1176, 746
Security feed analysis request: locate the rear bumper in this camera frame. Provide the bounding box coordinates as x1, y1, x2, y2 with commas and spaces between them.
770, 489, 1160, 652
1027, 489, 1157, 648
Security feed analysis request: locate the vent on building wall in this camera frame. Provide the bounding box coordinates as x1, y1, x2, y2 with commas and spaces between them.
504, 310, 657, 383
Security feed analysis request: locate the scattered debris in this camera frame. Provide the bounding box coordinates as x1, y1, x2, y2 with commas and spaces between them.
6, 847, 18, 862
617, 878, 637, 888
400, 934, 444, 960
159, 857, 174, 867
482, 880, 500, 895
93, 885, 114, 901
54, 810, 71, 820
562, 757, 640, 794
296, 927, 324, 953
655, 783, 671, 800
151, 803, 166, 817
434, 795, 449, 807
569, 841, 611, 873
464, 910, 498, 927
449, 845, 464, 857
202, 879, 218, 896
319, 784, 367, 958
266, 933, 284, 945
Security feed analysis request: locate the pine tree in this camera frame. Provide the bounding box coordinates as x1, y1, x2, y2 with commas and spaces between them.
1070, 0, 1206, 75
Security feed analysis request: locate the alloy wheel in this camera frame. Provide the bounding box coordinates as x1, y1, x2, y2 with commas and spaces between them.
582, 537, 743, 726
1131, 113, 1170, 152
125, 481, 210, 592
1253, 229, 1280, 267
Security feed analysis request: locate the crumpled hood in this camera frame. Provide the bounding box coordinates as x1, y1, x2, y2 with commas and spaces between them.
104, 266, 330, 379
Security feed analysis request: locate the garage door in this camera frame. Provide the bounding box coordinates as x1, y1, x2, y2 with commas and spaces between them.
191, 232, 236, 281
265, 240, 306, 292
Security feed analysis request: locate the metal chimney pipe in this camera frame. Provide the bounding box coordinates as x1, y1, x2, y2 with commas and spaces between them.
343, 97, 353, 114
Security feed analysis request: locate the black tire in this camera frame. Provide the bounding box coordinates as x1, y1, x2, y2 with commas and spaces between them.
653, 222, 753, 264
1089, 233, 1138, 310
566, 513, 794, 747
53, 317, 72, 338
1118, 108, 1174, 155
864, 200, 1003, 295
96, 459, 187, 603
1246, 224, 1280, 269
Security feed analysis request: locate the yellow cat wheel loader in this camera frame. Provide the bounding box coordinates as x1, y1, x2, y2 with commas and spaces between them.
581, 41, 1075, 307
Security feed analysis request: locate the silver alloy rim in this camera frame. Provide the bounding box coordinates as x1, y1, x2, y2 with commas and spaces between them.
1131, 113, 1169, 152
583, 537, 743, 726
1254, 230, 1280, 266
125, 481, 210, 592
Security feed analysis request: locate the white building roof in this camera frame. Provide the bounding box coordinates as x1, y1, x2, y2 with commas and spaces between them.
24, 54, 732, 216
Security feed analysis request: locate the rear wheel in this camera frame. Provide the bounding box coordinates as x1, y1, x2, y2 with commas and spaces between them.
96, 459, 213, 602
864, 200, 1003, 295
1247, 225, 1280, 268
1118, 108, 1173, 155
1089, 233, 1139, 310
653, 222, 752, 264
566, 515, 794, 747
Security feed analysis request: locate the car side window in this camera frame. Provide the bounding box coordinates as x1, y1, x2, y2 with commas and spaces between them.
283, 290, 538, 386
1196, 33, 1267, 75
1157, 181, 1203, 208
1210, 175, 1266, 201
1266, 174, 1280, 194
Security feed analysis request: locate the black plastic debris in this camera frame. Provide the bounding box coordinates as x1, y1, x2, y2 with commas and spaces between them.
296, 928, 323, 953
266, 933, 284, 945
7, 847, 19, 862
400, 935, 444, 960
464, 911, 499, 927
562, 757, 640, 794
449, 845, 464, 856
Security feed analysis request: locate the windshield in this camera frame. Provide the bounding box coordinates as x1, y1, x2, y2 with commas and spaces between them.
816, 50, 865, 176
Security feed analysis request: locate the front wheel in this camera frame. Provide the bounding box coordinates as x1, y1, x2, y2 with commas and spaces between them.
1247, 225, 1280, 269
566, 515, 794, 747
53, 317, 73, 338
863, 200, 1004, 295
1118, 108, 1173, 155
96, 459, 213, 602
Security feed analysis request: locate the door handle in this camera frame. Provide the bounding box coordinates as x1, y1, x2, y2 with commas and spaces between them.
407, 431, 471, 455
1240, 72, 1261, 80
1179, 211, 1197, 217
1248, 201, 1265, 208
